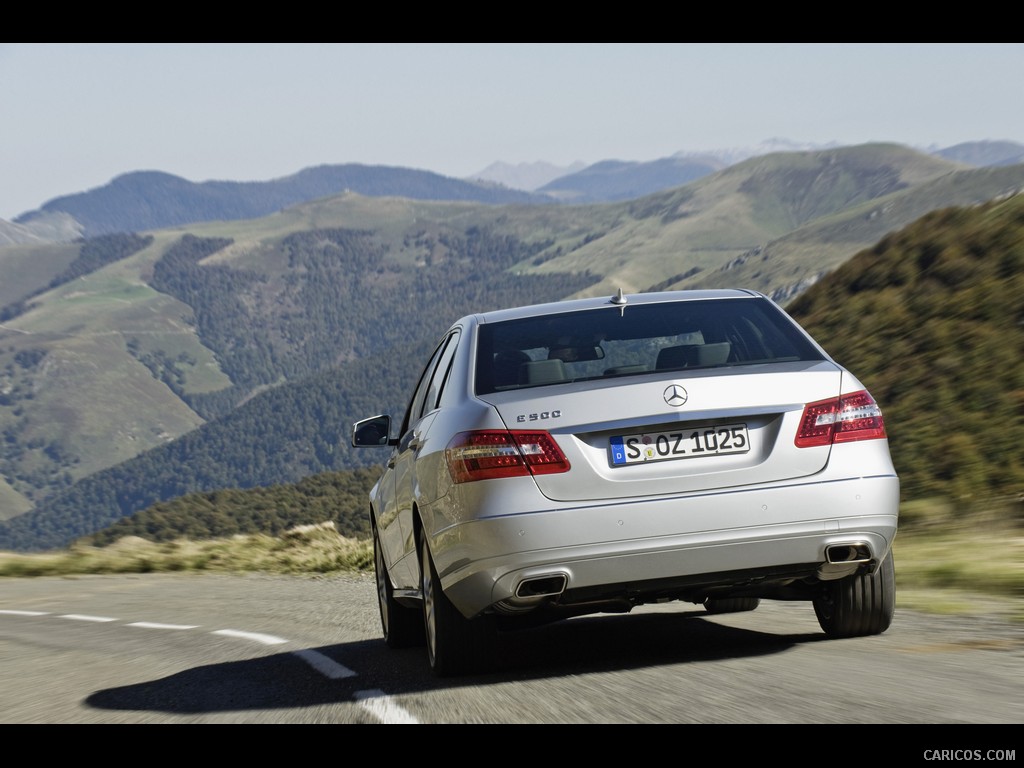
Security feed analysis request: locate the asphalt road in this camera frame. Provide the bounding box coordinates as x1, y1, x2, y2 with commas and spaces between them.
1, 572, 1020, 730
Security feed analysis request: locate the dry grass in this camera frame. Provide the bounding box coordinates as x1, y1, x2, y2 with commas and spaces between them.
893, 525, 1023, 622
0, 522, 373, 578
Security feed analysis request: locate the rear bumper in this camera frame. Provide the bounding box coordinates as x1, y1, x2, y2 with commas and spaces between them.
432, 473, 900, 618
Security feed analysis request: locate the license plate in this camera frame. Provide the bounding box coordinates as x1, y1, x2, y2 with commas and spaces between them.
610, 423, 750, 465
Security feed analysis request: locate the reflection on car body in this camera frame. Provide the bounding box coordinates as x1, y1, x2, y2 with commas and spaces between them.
352, 289, 899, 676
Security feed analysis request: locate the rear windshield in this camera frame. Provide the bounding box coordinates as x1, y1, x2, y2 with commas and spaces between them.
475, 297, 825, 394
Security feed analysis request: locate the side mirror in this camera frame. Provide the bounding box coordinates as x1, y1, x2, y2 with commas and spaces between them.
352, 414, 394, 447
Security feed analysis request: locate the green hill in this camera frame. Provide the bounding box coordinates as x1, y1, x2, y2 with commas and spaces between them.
2, 143, 1024, 549
75, 190, 1019, 551
787, 194, 1024, 505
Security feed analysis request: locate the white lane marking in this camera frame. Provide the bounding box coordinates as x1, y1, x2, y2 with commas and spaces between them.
292, 649, 357, 679
212, 629, 288, 645
355, 689, 420, 724
5, 609, 384, 695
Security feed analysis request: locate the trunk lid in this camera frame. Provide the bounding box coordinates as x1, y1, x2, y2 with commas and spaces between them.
480, 360, 844, 502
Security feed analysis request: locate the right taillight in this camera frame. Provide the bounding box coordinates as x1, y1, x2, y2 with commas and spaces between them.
795, 390, 887, 448
445, 430, 571, 483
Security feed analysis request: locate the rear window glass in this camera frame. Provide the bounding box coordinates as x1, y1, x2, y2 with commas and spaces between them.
475, 297, 825, 394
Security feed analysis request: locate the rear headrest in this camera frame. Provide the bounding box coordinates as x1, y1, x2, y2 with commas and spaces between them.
656, 344, 697, 370
520, 359, 567, 385
690, 342, 731, 366
656, 342, 731, 369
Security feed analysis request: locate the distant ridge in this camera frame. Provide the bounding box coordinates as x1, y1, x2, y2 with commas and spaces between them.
536, 156, 728, 203
467, 160, 588, 191
13, 165, 554, 239
932, 140, 1024, 168
7, 140, 1023, 242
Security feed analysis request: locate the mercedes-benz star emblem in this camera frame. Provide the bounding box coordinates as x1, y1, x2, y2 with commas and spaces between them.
663, 384, 688, 407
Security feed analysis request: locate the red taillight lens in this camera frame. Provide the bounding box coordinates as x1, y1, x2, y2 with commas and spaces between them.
795, 390, 887, 448
445, 430, 570, 483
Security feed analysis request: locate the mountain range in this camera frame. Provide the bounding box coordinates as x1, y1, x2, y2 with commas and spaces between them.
0, 139, 1022, 551
4, 139, 1023, 246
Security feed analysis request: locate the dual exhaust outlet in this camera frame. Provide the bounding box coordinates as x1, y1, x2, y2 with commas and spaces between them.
513, 544, 871, 598
515, 573, 568, 599
825, 542, 872, 564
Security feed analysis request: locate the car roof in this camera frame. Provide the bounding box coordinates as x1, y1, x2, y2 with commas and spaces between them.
465, 288, 767, 326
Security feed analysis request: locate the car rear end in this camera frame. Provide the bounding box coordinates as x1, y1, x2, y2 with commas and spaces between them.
424, 291, 899, 622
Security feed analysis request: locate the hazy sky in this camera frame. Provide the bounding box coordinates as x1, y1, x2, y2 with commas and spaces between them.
2, 42, 1022, 221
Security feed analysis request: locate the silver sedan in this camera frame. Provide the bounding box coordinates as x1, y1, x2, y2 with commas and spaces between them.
353, 289, 899, 676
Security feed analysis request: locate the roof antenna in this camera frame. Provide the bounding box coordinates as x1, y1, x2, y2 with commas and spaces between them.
610, 288, 627, 315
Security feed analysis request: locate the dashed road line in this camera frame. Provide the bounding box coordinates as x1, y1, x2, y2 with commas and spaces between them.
212, 628, 288, 645
3, 607, 419, 723
128, 621, 200, 630
293, 649, 357, 679
355, 689, 420, 724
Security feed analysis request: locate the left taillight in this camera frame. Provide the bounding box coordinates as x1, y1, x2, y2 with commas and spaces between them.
795, 390, 887, 448
445, 430, 571, 483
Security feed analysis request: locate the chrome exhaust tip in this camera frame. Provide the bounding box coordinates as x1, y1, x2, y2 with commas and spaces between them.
825, 542, 872, 564
515, 574, 568, 599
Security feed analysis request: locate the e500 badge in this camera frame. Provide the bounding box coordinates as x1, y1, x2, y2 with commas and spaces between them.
516, 410, 561, 423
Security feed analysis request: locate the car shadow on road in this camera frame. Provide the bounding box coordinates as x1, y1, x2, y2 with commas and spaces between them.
84, 608, 825, 716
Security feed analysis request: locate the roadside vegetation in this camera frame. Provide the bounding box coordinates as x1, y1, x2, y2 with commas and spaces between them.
2, 497, 1019, 624
889, 495, 1022, 621
0, 521, 373, 578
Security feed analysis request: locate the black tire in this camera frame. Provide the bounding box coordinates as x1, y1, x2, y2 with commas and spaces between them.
703, 597, 760, 614
814, 552, 895, 638
374, 525, 423, 648
419, 532, 495, 676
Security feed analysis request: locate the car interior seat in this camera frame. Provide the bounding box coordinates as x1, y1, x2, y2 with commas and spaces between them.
656, 342, 732, 369
519, 358, 567, 385
493, 350, 531, 389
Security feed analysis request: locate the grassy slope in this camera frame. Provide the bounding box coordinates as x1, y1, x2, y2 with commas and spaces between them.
3, 145, 1024, 515
687, 163, 1024, 299
0, 478, 32, 520
0, 232, 223, 509
0, 242, 80, 307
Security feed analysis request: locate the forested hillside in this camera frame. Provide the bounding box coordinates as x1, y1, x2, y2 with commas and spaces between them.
0, 249, 598, 549
788, 194, 1024, 504
147, 227, 594, 419
79, 466, 384, 546
6, 192, 1023, 550
86, 192, 1024, 548
0, 347, 422, 549
2, 144, 1023, 551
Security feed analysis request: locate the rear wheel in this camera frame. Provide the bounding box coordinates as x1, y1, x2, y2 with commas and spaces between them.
814, 552, 895, 637
420, 532, 495, 676
374, 525, 423, 648
704, 597, 760, 614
